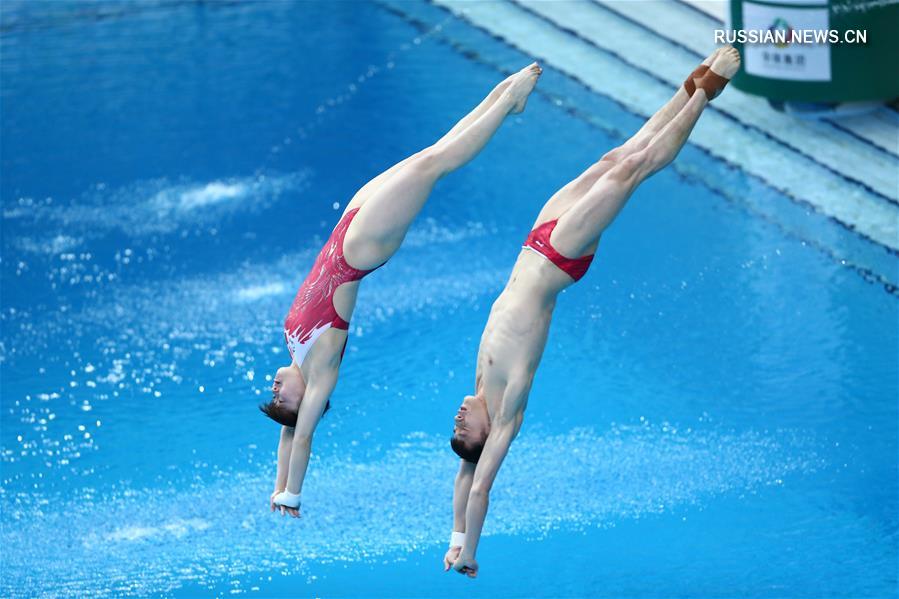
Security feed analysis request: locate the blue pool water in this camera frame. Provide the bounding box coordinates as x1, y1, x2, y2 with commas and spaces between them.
1, 1, 896, 597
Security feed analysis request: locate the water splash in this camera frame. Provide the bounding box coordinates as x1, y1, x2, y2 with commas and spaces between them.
4, 171, 311, 242
233, 282, 289, 303
103, 518, 211, 543
156, 180, 248, 212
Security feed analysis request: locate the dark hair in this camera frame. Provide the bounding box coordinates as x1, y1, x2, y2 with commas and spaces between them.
450, 434, 484, 464
259, 399, 330, 427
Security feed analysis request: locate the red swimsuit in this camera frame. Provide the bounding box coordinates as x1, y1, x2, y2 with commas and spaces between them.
284, 208, 379, 366
522, 219, 594, 281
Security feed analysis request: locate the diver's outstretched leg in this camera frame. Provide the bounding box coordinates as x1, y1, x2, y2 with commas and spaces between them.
547, 46, 740, 258
531, 48, 725, 226
345, 69, 528, 213
436, 70, 524, 145
344, 64, 543, 269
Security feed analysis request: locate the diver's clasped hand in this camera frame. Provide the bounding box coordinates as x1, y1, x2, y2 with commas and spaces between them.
270, 490, 302, 518
443, 546, 461, 571
273, 490, 301, 508
452, 555, 479, 579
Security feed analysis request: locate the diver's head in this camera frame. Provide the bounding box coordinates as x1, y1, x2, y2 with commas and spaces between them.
259, 364, 328, 426
450, 395, 490, 463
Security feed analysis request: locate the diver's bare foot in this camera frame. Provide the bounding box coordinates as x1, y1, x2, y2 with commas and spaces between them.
483, 72, 519, 109
505, 62, 542, 114
709, 45, 740, 80
702, 46, 723, 68
692, 45, 740, 100
497, 71, 518, 91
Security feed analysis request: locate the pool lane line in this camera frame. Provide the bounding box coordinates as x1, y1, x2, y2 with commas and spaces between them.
376, 0, 899, 297
424, 0, 899, 255
826, 118, 899, 156
668, 0, 899, 153
510, 0, 899, 209
675, 0, 728, 23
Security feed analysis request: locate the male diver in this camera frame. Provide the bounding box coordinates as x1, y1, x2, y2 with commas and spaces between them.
444, 47, 741, 577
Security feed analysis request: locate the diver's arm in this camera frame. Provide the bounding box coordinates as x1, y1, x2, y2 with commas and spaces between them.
275, 425, 294, 491
270, 425, 294, 512
453, 422, 516, 576
452, 459, 476, 532
274, 368, 337, 514
443, 460, 475, 570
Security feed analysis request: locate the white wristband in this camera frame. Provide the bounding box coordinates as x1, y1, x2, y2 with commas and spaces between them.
273, 490, 301, 508
450, 531, 465, 548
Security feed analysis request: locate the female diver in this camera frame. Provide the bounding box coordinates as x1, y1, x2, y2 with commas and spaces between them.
262, 64, 544, 516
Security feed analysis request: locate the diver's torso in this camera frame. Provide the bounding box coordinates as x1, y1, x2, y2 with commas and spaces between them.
476, 250, 571, 417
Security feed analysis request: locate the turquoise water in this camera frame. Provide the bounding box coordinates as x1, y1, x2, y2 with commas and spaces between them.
1, 1, 896, 597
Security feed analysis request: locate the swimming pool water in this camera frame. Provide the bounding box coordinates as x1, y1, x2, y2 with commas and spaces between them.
1, 1, 896, 597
